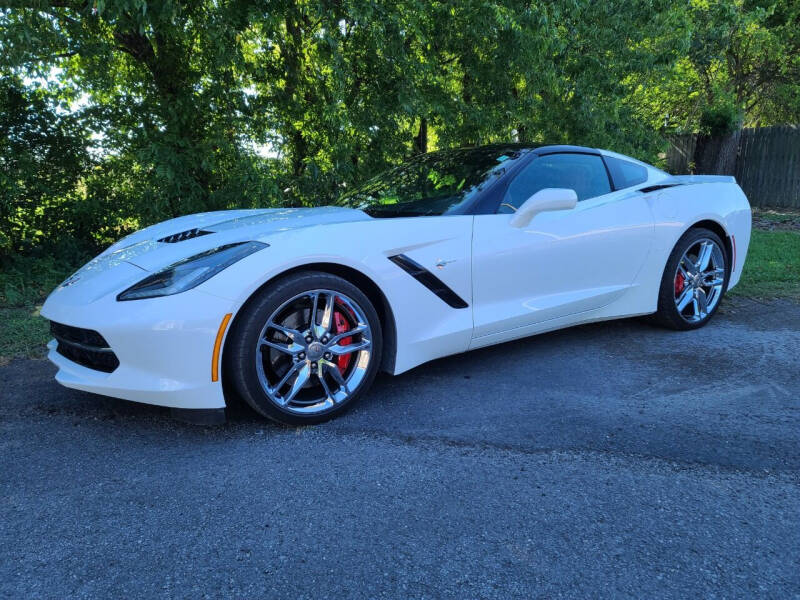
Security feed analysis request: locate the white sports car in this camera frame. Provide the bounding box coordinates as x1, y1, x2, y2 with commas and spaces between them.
42, 145, 751, 425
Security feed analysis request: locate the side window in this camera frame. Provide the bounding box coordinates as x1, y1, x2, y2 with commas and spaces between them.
604, 156, 648, 189
499, 153, 612, 213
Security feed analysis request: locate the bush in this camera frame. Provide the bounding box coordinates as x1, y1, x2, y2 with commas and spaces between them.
699, 102, 743, 137
0, 250, 86, 308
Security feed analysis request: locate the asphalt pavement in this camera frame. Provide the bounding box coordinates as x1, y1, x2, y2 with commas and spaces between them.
1, 297, 799, 598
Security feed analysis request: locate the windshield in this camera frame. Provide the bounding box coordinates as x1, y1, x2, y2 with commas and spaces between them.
335, 145, 526, 218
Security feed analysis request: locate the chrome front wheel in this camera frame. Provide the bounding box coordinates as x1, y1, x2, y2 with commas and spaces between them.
226, 270, 382, 425
255, 289, 373, 415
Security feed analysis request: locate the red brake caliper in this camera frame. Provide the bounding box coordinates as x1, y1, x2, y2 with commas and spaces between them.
674, 272, 685, 296
333, 301, 352, 375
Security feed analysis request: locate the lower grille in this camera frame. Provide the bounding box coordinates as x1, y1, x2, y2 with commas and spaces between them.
50, 321, 120, 373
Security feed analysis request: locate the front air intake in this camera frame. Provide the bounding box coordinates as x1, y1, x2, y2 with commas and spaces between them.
50, 321, 120, 373
157, 228, 213, 243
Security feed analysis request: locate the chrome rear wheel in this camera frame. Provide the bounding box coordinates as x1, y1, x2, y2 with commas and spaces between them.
654, 227, 729, 331
673, 238, 726, 323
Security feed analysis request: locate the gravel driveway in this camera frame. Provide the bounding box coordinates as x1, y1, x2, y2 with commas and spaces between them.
2, 297, 799, 598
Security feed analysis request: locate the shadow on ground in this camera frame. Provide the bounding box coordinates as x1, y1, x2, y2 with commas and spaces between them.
3, 297, 799, 471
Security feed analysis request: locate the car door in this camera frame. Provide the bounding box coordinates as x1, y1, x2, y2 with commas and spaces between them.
471, 152, 654, 342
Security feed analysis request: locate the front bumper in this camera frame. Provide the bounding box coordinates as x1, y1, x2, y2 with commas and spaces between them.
41, 287, 235, 410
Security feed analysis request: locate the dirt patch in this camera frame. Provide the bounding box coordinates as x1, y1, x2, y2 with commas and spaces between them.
752, 207, 800, 232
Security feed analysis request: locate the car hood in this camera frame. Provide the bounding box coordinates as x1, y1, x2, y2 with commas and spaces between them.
51, 207, 371, 301
100, 206, 370, 271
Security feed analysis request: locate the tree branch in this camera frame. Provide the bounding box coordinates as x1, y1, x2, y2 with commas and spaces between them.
113, 30, 156, 66
20, 50, 78, 64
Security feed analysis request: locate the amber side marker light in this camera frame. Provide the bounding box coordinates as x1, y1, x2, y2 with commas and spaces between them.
212, 313, 233, 382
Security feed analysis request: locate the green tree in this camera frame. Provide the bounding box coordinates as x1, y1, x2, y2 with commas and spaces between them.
2, 0, 271, 221
642, 0, 800, 133
0, 75, 89, 255
1, 0, 798, 260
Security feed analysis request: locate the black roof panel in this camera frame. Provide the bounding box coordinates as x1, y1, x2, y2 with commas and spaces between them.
434, 143, 601, 156
532, 144, 600, 155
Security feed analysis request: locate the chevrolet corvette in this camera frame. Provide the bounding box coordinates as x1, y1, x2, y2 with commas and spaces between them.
42, 144, 751, 424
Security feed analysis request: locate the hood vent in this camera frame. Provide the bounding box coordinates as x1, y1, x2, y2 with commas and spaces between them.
158, 228, 213, 243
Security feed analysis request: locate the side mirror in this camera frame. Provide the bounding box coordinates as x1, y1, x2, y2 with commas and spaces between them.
509, 188, 578, 228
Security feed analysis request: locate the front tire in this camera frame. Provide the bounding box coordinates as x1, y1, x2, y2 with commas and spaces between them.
225, 271, 382, 425
653, 227, 729, 330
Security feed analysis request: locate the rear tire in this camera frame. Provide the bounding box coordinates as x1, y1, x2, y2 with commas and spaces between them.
653, 227, 729, 331
224, 271, 382, 425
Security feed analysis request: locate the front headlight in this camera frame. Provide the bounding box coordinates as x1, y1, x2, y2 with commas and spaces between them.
117, 241, 267, 301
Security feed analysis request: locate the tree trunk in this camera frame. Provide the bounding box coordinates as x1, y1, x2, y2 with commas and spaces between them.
413, 117, 428, 154
693, 130, 741, 175
283, 13, 308, 178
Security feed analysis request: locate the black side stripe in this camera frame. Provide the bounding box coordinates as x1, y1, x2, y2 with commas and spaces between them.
388, 254, 469, 309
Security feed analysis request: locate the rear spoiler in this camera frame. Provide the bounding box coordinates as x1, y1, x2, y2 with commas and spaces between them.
640, 174, 737, 194
660, 175, 736, 185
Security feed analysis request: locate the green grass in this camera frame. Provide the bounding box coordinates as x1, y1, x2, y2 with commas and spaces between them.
0, 226, 798, 363
0, 253, 83, 364
729, 229, 800, 300
0, 305, 51, 363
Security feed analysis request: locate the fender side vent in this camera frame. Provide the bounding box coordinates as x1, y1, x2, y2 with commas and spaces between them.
388, 254, 469, 309
640, 183, 682, 194
158, 228, 213, 243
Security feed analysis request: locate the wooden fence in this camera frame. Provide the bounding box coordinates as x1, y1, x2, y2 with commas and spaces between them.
666, 125, 800, 208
